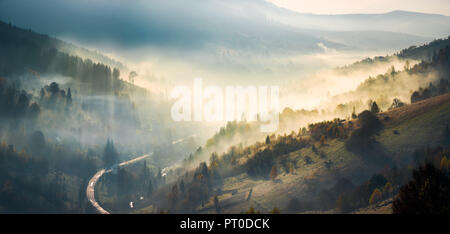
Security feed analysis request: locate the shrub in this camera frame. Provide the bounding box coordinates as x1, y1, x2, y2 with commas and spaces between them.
270, 208, 280, 214
243, 207, 260, 214
304, 156, 312, 165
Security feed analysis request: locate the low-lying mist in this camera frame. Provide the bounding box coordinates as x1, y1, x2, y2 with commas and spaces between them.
112, 48, 424, 168
282, 56, 419, 110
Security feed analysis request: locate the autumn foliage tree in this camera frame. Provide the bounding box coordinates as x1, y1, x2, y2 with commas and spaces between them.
271, 208, 281, 214
244, 207, 260, 214
369, 188, 382, 205
269, 165, 278, 180
320, 135, 326, 146
440, 156, 449, 173
382, 182, 393, 198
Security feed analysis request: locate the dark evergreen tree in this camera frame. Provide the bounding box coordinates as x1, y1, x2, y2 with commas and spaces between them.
370, 101, 380, 113
393, 164, 450, 214
179, 179, 185, 193
66, 88, 72, 107
214, 195, 220, 213
102, 139, 119, 167
351, 106, 357, 119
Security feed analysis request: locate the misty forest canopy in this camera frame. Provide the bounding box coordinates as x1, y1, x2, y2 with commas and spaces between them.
0, 21, 124, 95
0, 21, 200, 213
0, 20, 178, 148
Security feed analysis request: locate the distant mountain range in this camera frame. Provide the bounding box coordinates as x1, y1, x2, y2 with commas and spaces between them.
264, 7, 450, 38
0, 0, 449, 57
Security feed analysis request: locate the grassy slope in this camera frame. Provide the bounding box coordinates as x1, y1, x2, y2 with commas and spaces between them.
200, 93, 450, 214
377, 93, 450, 164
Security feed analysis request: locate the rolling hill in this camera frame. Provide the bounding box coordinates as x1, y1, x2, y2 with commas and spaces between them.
197, 92, 450, 214
135, 40, 450, 213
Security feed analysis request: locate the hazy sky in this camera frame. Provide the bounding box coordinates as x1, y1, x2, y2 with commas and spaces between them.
268, 0, 450, 16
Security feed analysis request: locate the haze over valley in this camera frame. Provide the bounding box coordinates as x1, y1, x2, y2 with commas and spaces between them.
0, 0, 449, 214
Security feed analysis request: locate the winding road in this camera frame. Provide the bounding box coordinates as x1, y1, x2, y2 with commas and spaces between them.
86, 169, 109, 214
86, 153, 152, 214
86, 135, 194, 213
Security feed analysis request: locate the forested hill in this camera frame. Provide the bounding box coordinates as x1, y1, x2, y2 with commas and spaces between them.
0, 21, 124, 70
397, 36, 450, 62
0, 21, 132, 95
336, 36, 450, 73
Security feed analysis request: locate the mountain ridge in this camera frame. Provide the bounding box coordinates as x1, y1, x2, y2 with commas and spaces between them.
1, 0, 448, 56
